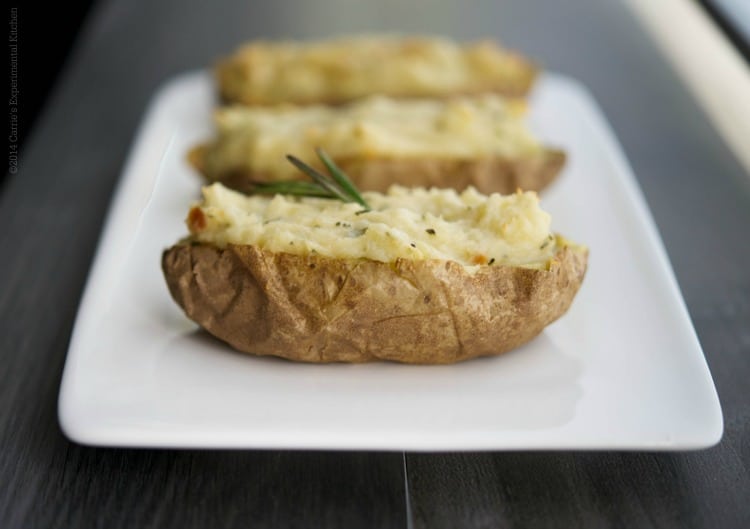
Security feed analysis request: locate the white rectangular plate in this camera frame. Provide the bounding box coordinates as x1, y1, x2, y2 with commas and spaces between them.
58, 72, 722, 450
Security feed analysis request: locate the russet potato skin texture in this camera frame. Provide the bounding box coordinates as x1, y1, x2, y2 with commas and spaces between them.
336, 149, 566, 194
162, 242, 587, 364
189, 148, 566, 196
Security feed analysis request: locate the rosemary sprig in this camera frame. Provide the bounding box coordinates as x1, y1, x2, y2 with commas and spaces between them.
314, 148, 369, 209
251, 149, 371, 211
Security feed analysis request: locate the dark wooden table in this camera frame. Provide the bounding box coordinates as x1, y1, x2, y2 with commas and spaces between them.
2, 0, 749, 527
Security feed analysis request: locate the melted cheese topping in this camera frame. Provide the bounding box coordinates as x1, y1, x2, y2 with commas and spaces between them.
217, 35, 536, 105
203, 95, 542, 180
188, 184, 558, 269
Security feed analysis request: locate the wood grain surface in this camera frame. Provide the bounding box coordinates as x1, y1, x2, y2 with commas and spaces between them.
1, 0, 748, 528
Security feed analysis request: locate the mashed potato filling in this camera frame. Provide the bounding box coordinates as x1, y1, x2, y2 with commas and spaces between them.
218, 35, 534, 104
188, 184, 558, 269
204, 95, 541, 181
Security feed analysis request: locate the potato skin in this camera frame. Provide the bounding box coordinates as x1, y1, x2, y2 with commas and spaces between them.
162, 241, 587, 364
336, 150, 565, 194
189, 148, 566, 196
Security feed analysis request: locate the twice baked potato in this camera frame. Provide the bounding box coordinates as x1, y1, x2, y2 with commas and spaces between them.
216, 35, 538, 106
189, 95, 566, 195
162, 183, 587, 364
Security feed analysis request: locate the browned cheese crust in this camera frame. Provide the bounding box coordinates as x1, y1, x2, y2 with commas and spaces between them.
162, 242, 588, 364
188, 147, 567, 196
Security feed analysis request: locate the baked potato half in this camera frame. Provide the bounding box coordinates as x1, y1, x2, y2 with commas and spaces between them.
189, 95, 566, 195
216, 35, 538, 106
162, 183, 587, 364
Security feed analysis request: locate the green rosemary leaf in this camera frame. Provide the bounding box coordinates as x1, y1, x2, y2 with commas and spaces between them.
245, 150, 372, 209
252, 180, 334, 198
315, 148, 370, 210
285, 155, 351, 203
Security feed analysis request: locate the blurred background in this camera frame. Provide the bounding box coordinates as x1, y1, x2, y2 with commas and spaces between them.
8, 3, 94, 160
4, 0, 749, 191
